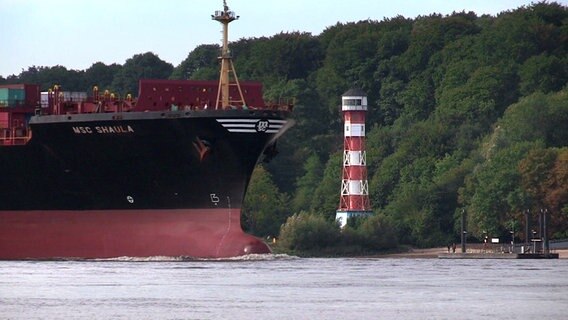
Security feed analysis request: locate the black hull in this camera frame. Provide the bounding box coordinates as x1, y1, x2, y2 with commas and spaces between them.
0, 109, 292, 211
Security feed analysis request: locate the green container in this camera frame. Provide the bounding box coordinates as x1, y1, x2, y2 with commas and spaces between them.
0, 88, 8, 101
0, 88, 25, 106
0, 89, 8, 106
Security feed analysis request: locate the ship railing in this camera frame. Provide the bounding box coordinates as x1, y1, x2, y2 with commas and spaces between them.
0, 128, 31, 146
462, 243, 521, 254
221, 98, 294, 112
266, 97, 295, 112
160, 101, 293, 112
45, 97, 293, 114
0, 99, 26, 108
223, 104, 294, 112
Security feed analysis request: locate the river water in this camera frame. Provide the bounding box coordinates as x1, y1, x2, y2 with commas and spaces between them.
1, 255, 567, 319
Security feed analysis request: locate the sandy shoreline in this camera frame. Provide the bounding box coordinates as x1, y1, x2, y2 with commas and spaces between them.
377, 247, 568, 259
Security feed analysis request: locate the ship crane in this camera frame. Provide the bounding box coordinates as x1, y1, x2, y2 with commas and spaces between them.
212, 0, 246, 110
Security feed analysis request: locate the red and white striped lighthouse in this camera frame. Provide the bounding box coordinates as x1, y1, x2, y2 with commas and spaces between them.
336, 88, 373, 227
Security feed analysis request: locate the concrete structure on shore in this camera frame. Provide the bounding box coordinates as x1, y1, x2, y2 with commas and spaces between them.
438, 252, 559, 259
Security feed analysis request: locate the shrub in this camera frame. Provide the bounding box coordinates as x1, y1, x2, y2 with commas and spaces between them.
356, 214, 399, 250
278, 211, 341, 251
278, 211, 399, 255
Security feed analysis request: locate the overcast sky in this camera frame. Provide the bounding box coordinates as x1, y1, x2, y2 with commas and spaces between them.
0, 0, 546, 77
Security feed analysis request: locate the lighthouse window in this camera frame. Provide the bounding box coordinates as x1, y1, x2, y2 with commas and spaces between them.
344, 99, 362, 106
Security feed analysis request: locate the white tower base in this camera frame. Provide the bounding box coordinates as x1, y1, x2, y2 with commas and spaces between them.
335, 210, 373, 228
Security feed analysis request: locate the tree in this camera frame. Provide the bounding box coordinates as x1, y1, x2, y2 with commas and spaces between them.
111, 52, 173, 96
499, 90, 568, 148
462, 141, 540, 237
549, 149, 568, 237
519, 147, 568, 237
14, 65, 84, 91
310, 152, 342, 220
292, 153, 324, 212
242, 165, 289, 237
84, 62, 122, 92
278, 211, 341, 252
344, 214, 398, 250
519, 53, 568, 95
170, 44, 219, 80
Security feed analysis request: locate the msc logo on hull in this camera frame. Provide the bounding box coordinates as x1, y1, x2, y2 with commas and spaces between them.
255, 120, 269, 132
216, 118, 286, 133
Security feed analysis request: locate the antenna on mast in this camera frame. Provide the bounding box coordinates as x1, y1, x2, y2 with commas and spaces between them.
212, 0, 246, 110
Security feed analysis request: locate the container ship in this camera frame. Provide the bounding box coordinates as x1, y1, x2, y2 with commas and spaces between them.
0, 2, 293, 259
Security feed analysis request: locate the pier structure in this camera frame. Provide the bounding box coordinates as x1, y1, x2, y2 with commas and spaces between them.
443, 207, 558, 259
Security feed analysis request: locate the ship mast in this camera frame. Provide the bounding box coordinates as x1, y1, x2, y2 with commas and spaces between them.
212, 0, 246, 109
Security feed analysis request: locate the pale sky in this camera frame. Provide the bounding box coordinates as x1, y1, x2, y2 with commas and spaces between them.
0, 0, 549, 77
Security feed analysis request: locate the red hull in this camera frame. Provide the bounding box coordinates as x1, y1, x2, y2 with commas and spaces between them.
0, 209, 271, 259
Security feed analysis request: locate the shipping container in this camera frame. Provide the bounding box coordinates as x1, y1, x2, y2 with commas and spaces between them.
40, 92, 49, 108
0, 88, 25, 107
63, 91, 88, 102
0, 84, 40, 108
0, 112, 9, 128
23, 84, 40, 107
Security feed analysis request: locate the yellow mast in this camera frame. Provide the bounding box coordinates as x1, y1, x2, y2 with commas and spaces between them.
212, 0, 246, 109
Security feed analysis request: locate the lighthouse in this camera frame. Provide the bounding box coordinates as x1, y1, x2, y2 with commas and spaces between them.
336, 88, 373, 227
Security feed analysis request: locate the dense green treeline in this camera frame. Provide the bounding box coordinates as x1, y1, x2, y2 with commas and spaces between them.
2, 2, 567, 250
